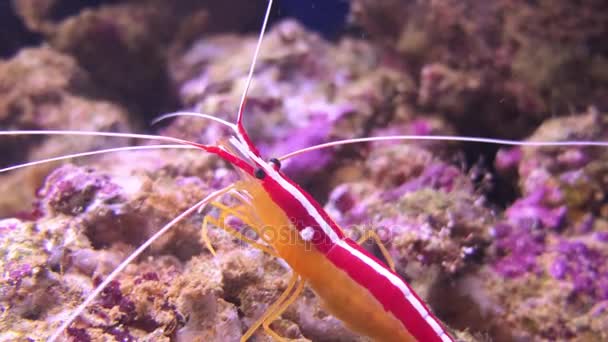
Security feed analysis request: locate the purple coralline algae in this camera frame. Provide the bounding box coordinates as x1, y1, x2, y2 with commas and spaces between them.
550, 241, 608, 300
38, 165, 123, 216
491, 222, 546, 278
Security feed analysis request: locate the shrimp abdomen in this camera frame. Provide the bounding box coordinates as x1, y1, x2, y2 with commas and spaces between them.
239, 180, 417, 341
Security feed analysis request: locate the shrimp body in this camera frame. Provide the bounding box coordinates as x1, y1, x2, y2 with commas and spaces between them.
211, 137, 454, 342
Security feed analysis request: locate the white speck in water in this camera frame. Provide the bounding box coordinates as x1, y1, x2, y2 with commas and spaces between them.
462, 246, 475, 256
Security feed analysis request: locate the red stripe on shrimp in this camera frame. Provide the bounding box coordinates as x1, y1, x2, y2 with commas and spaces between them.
326, 238, 454, 342
261, 172, 345, 253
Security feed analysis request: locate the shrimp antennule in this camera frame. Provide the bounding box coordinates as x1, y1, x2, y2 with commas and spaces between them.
151, 111, 237, 131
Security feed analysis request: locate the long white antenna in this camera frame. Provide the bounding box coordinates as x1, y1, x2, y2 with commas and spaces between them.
151, 111, 237, 131
0, 145, 196, 173
279, 135, 608, 161
0, 130, 191, 145
235, 0, 274, 130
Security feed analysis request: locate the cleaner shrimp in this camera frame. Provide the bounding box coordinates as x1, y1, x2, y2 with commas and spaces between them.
1, 0, 607, 341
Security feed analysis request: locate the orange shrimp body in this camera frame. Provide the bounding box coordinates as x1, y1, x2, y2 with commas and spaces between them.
233, 178, 417, 341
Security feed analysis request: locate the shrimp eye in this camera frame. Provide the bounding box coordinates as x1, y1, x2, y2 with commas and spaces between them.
254, 168, 266, 179
269, 158, 281, 170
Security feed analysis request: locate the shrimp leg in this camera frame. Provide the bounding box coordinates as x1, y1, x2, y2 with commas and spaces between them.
241, 272, 301, 342
262, 278, 306, 341
201, 202, 278, 257
357, 230, 396, 271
